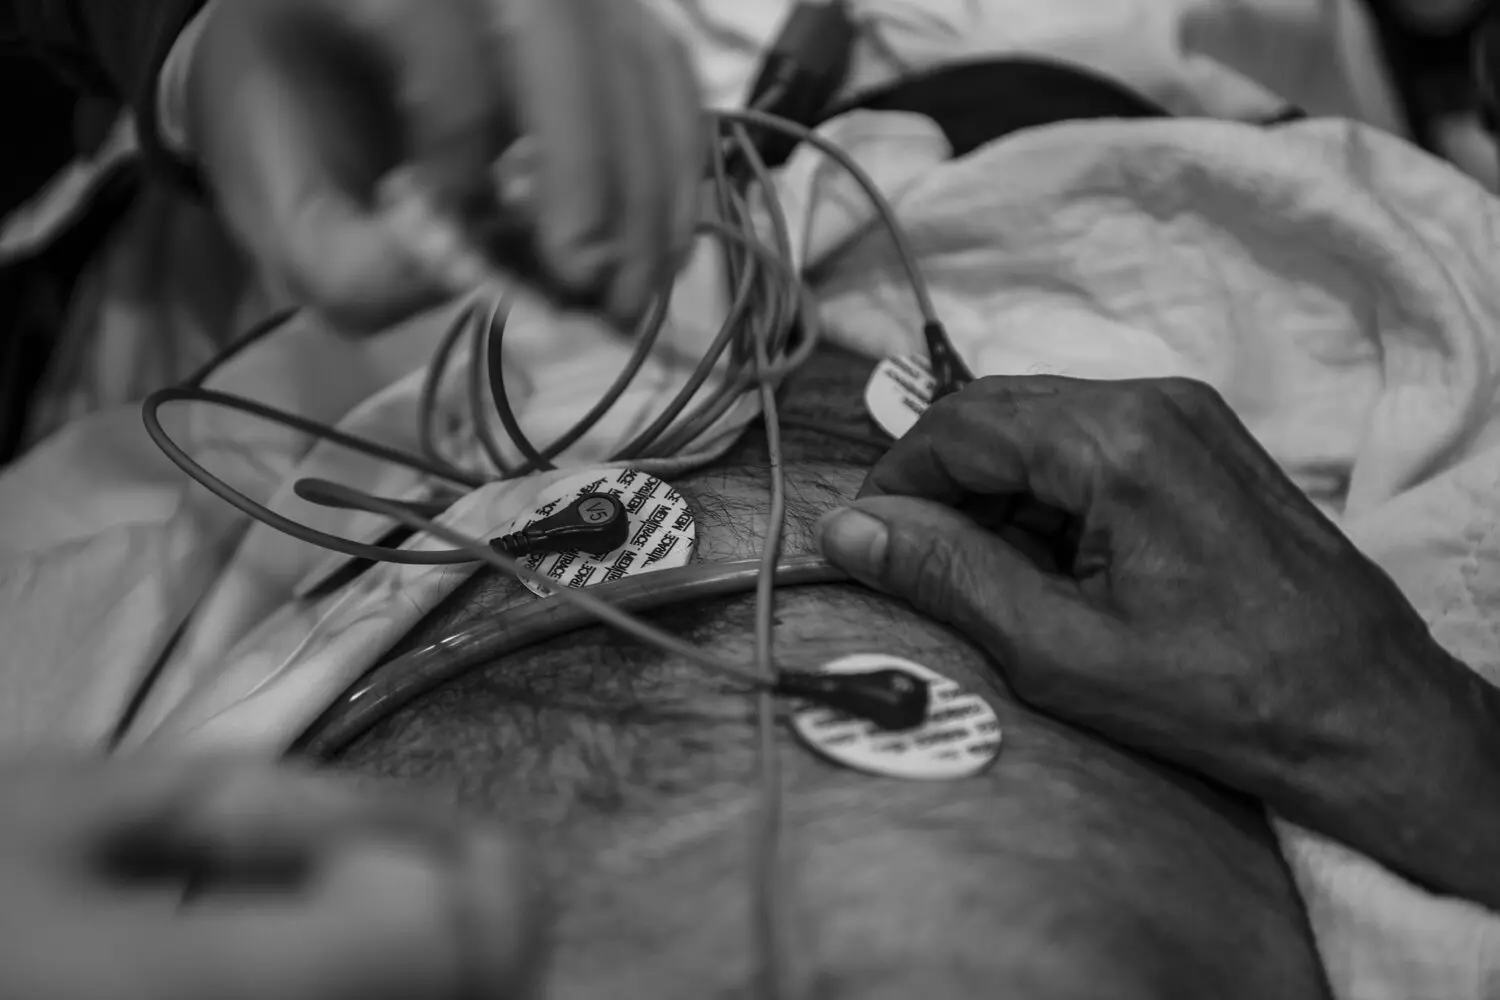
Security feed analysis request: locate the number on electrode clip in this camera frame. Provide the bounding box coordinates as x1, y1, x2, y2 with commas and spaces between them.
577, 496, 616, 524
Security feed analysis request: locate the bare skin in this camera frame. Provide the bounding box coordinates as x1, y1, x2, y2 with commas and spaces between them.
335, 347, 1331, 999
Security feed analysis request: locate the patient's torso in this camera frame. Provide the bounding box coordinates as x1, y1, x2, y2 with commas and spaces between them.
337, 348, 1329, 1000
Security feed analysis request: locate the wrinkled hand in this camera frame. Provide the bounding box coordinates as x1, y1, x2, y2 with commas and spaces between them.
186, 0, 704, 331
0, 756, 546, 1000
815, 377, 1495, 863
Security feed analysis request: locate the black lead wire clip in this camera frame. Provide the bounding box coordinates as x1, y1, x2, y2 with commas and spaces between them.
490, 493, 630, 559
295, 490, 628, 599
923, 320, 974, 402
774, 667, 931, 731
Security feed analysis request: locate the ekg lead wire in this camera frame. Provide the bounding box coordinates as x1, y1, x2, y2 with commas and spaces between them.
295, 478, 771, 690
468, 294, 518, 476
182, 307, 300, 387
749, 257, 793, 1000
142, 108, 948, 570
143, 105, 968, 1000
488, 275, 679, 474
142, 386, 489, 564
716, 108, 974, 399
733, 121, 799, 1000
294, 556, 853, 758
418, 297, 487, 482
139, 125, 804, 567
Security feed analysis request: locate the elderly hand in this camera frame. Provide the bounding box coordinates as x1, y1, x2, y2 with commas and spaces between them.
816, 375, 1500, 908
0, 755, 546, 999
184, 0, 704, 331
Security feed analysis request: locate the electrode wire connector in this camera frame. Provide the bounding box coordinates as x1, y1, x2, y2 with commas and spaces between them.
488, 493, 629, 558
774, 667, 931, 731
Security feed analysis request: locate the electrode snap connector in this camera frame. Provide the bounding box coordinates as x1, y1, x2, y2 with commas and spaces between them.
922, 320, 973, 401
490, 493, 629, 559
774, 667, 931, 731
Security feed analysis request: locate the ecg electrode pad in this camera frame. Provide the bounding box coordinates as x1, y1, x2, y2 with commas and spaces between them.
791, 653, 1002, 780
509, 468, 697, 598
864, 354, 934, 440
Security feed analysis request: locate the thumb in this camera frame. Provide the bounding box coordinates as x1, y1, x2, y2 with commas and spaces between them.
817, 497, 1104, 671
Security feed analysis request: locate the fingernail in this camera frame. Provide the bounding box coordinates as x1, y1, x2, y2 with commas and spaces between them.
817, 507, 889, 579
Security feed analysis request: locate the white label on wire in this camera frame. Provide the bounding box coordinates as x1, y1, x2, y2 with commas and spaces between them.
864, 354, 934, 440
513, 468, 696, 598
790, 653, 1001, 781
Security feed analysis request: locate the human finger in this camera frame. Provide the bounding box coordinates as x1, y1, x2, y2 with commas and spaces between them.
275, 184, 450, 332
98, 763, 543, 1000
4, 757, 448, 874
1150, 377, 1315, 512
0, 753, 213, 851
143, 763, 470, 879
512, 0, 622, 295
856, 378, 1105, 517
192, 1, 452, 331
816, 496, 1118, 675
587, 2, 657, 322
659, 49, 709, 277
599, 7, 706, 323
341, 0, 513, 208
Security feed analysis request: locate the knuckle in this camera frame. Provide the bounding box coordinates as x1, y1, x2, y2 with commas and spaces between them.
1097, 388, 1168, 475
967, 374, 1014, 397
1102, 386, 1157, 433
1104, 428, 1154, 479
908, 384, 968, 435
915, 390, 999, 452
943, 377, 1017, 422
1153, 376, 1225, 416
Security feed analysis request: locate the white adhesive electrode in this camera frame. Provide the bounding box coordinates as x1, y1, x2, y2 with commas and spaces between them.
790, 653, 1001, 781
864, 354, 934, 440
511, 468, 696, 598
